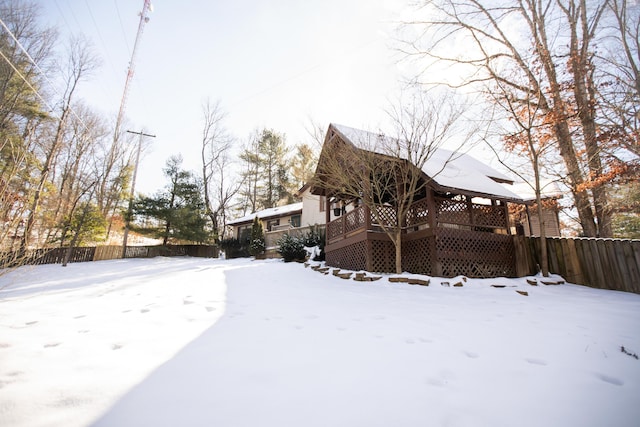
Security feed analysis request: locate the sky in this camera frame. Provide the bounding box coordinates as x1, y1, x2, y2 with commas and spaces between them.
1, 257, 639, 426
37, 0, 412, 194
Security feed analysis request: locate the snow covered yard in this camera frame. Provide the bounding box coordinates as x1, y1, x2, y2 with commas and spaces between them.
1, 257, 639, 427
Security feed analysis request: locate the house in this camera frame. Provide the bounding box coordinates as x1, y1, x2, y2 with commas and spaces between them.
310, 123, 528, 278
228, 203, 304, 241
227, 187, 327, 257
508, 181, 563, 237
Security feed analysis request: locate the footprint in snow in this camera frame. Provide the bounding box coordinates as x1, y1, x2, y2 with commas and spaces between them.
111, 343, 124, 350
140, 308, 150, 314
44, 342, 61, 348
463, 350, 479, 359
73, 315, 86, 319
372, 315, 386, 320
205, 306, 216, 312
25, 321, 38, 326
595, 373, 623, 386
183, 300, 194, 305
525, 358, 548, 366
0, 343, 10, 349
405, 338, 416, 344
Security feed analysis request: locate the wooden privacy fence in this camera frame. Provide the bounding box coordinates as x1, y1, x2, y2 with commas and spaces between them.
1, 244, 219, 268
514, 236, 640, 294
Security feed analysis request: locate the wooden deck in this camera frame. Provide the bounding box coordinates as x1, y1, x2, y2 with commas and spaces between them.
325, 198, 515, 278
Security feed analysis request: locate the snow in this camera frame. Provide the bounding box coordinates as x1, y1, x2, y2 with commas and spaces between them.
331, 124, 521, 201
1, 257, 639, 427
228, 202, 303, 226
507, 180, 564, 202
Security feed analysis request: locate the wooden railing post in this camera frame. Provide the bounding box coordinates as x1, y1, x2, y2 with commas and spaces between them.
365, 205, 371, 230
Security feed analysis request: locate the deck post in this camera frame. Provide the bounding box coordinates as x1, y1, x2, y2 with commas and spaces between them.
427, 189, 442, 276
503, 201, 511, 235
325, 195, 331, 225
365, 205, 371, 230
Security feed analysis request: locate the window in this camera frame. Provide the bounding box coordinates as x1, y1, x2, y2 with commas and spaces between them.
290, 214, 301, 228
238, 225, 251, 242
267, 219, 280, 232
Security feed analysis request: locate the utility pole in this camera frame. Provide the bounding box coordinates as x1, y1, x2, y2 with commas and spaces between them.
122, 130, 156, 258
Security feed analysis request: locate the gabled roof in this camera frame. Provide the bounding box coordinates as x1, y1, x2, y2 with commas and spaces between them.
328, 124, 522, 202
228, 202, 303, 226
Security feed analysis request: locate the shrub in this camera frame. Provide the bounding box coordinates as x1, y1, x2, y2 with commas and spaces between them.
276, 233, 307, 262
219, 238, 250, 259
301, 225, 325, 261
301, 225, 321, 247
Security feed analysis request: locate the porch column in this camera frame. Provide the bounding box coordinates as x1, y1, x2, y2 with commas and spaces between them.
466, 195, 474, 226
365, 205, 371, 230
503, 201, 511, 235
325, 195, 331, 225
427, 189, 442, 276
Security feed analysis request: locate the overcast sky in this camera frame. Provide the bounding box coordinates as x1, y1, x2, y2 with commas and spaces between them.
38, 0, 412, 194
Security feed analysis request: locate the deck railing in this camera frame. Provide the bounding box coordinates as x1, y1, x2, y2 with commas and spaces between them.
326, 197, 509, 245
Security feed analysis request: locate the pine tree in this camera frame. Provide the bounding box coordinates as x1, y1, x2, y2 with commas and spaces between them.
249, 216, 265, 257
132, 156, 210, 245
238, 128, 295, 214
258, 129, 291, 208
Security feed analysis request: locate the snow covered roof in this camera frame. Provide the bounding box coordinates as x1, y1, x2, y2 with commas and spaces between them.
228, 202, 303, 226
506, 180, 564, 202
330, 124, 522, 201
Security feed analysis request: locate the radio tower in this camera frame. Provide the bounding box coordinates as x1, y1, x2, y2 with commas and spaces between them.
113, 0, 153, 139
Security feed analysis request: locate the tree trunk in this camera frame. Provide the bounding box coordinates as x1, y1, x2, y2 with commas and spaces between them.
394, 231, 403, 274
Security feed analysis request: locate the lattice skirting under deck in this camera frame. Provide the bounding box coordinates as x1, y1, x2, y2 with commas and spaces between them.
325, 240, 367, 272
436, 228, 516, 278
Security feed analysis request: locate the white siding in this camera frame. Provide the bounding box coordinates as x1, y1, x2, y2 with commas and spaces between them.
300, 188, 326, 226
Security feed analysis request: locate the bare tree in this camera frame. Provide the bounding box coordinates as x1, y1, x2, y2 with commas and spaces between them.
599, 0, 640, 159
237, 131, 261, 215
487, 80, 559, 276
200, 99, 239, 240
402, 0, 616, 236
21, 35, 99, 250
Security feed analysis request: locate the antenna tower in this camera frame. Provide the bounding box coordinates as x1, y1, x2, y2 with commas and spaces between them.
114, 0, 153, 139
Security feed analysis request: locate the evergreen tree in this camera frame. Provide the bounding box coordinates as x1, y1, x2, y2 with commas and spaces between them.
258, 129, 291, 208
132, 156, 210, 245
291, 143, 318, 188
238, 128, 294, 213
249, 216, 265, 257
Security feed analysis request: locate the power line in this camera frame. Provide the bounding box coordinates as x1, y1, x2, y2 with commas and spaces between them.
113, 0, 132, 57
0, 16, 94, 133
0, 48, 55, 113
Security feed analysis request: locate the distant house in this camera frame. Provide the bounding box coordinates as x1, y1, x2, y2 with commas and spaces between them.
508, 181, 563, 237
228, 203, 304, 241
310, 123, 528, 278
227, 187, 327, 257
